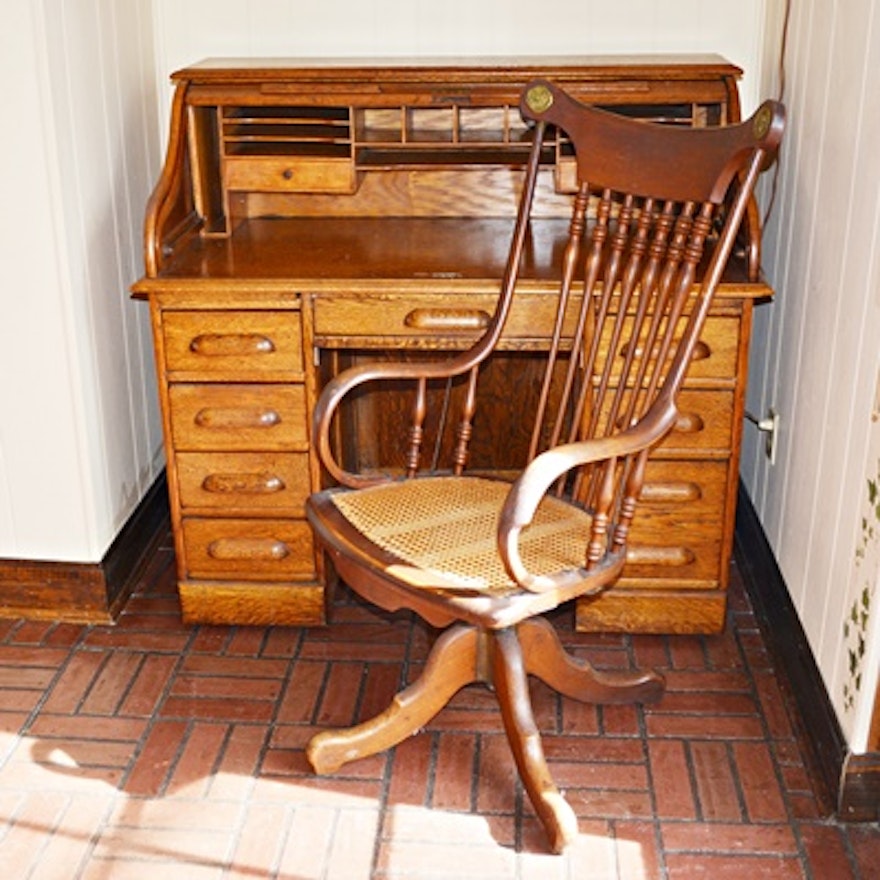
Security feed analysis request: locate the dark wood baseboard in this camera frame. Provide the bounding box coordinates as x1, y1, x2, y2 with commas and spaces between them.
735, 481, 879, 821
0, 472, 169, 623
839, 752, 880, 821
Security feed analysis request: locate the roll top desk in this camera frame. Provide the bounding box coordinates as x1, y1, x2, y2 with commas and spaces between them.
133, 55, 770, 632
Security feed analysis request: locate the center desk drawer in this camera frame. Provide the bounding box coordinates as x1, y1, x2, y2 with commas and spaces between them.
314, 293, 560, 343
169, 384, 308, 451
163, 310, 303, 377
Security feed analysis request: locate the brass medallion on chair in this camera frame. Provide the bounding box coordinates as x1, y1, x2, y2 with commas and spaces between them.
305, 80, 784, 852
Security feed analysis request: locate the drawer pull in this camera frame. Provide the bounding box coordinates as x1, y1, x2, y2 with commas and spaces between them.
207, 537, 290, 561
620, 339, 710, 362
194, 407, 282, 429
640, 481, 702, 503
189, 333, 276, 357
626, 546, 696, 566
404, 308, 490, 331
201, 472, 286, 495
674, 412, 705, 434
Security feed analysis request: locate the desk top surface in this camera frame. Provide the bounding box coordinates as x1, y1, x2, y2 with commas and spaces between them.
139, 217, 764, 297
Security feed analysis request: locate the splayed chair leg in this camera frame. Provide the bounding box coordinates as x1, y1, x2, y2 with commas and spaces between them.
518, 617, 665, 704
307, 622, 480, 775
491, 627, 579, 854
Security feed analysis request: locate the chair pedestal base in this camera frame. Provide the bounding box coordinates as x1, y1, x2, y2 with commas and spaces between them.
306, 617, 664, 853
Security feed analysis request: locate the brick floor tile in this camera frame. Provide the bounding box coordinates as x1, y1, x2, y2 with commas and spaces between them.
661, 820, 798, 854
27, 793, 114, 880
799, 822, 858, 880
753, 670, 796, 739
41, 652, 107, 714
600, 702, 640, 736
732, 741, 788, 822
432, 732, 476, 811
315, 662, 367, 727
226, 801, 289, 878
542, 734, 644, 764
275, 803, 338, 877
560, 693, 600, 734
165, 721, 229, 796
106, 796, 240, 832
79, 856, 225, 879
359, 662, 404, 722
26, 714, 147, 743
847, 823, 880, 880
663, 670, 752, 692
665, 852, 803, 878
690, 741, 742, 821
118, 653, 178, 717
123, 719, 189, 796
615, 820, 664, 880
474, 733, 517, 814
205, 723, 265, 800
325, 806, 381, 879
646, 713, 765, 739
386, 732, 433, 807
0, 791, 69, 878
553, 758, 648, 791
224, 626, 268, 656
668, 636, 707, 669
79, 652, 144, 716
376, 834, 517, 878
566, 787, 655, 821
648, 739, 698, 819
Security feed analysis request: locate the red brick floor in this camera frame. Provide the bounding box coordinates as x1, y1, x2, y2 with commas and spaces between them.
1, 534, 878, 878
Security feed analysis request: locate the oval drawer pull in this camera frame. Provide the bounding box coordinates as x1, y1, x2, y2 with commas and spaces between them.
626, 546, 696, 566
639, 481, 702, 503
189, 333, 276, 357
207, 537, 290, 561
194, 407, 282, 429
404, 308, 490, 331
673, 412, 705, 434
201, 472, 286, 495
619, 339, 710, 362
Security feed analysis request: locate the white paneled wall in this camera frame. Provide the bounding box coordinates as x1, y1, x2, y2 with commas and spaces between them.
0, 1, 163, 561
152, 0, 769, 128
744, 0, 880, 750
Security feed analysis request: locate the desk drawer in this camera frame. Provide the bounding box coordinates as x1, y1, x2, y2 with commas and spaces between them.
176, 451, 310, 513
599, 315, 740, 385
169, 384, 308, 451
224, 156, 356, 194
163, 310, 303, 377
601, 389, 734, 457
313, 293, 562, 343
623, 459, 727, 585
181, 517, 316, 581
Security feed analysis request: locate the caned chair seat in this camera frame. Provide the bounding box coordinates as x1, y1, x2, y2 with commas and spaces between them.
304, 79, 784, 853
330, 475, 595, 595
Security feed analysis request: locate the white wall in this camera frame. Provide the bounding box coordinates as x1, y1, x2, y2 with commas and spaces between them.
744, 0, 880, 751
152, 0, 769, 123
0, 1, 163, 562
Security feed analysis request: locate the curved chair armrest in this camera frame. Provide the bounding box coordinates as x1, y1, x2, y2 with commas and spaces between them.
497, 399, 678, 594
313, 348, 493, 489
